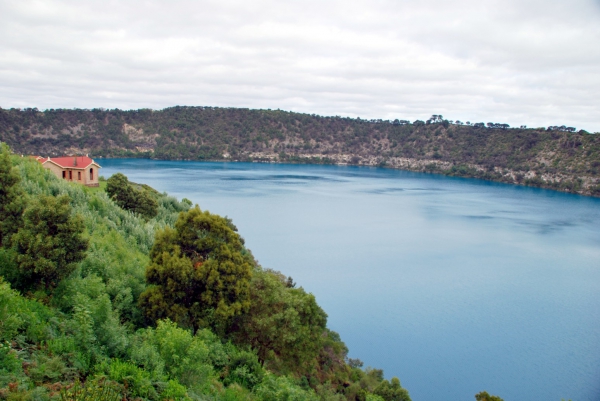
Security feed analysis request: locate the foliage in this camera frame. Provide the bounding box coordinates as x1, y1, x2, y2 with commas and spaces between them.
140, 206, 253, 332
0, 150, 410, 401
60, 379, 124, 401
106, 173, 158, 219
12, 194, 88, 293
475, 391, 504, 401
230, 269, 327, 376
373, 377, 411, 401
254, 374, 319, 401
0, 143, 25, 247
130, 320, 213, 390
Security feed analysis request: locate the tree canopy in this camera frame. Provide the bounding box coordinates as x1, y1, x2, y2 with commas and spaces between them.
0, 143, 25, 246
475, 391, 504, 401
140, 206, 253, 331
12, 194, 88, 292
106, 172, 158, 219
230, 268, 328, 375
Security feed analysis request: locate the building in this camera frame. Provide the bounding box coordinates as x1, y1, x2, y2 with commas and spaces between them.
36, 156, 101, 187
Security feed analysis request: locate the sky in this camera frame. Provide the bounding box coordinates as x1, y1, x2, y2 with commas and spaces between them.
1, 0, 599, 132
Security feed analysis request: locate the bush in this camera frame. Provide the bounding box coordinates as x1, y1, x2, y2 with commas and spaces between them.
106, 173, 158, 219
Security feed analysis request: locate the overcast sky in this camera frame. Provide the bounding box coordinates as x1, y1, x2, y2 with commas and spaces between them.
1, 0, 599, 131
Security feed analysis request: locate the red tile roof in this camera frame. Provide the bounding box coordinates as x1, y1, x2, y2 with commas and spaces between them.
44, 156, 97, 169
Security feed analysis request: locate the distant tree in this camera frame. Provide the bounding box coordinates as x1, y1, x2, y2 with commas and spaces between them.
140, 206, 253, 332
106, 173, 135, 209
106, 173, 158, 219
12, 194, 88, 292
427, 115, 444, 124
547, 125, 576, 133
485, 123, 510, 129
373, 377, 411, 401
412, 120, 425, 126
0, 144, 25, 247
347, 358, 364, 368
475, 391, 504, 401
135, 189, 160, 219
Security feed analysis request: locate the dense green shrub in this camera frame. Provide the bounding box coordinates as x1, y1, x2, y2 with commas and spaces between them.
230, 269, 327, 376
0, 143, 25, 247
12, 194, 88, 293
140, 207, 253, 332
106, 173, 158, 219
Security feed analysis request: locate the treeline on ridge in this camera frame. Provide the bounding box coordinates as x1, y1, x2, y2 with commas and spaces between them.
0, 107, 598, 196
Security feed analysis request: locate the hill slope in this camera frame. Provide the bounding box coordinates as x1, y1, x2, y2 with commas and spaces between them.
0, 149, 412, 401
1, 106, 599, 196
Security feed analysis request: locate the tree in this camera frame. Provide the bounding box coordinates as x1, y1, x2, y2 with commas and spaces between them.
106, 173, 158, 219
475, 391, 504, 401
373, 377, 411, 401
12, 194, 88, 292
106, 173, 136, 210
229, 268, 327, 374
139, 206, 253, 332
0, 143, 25, 247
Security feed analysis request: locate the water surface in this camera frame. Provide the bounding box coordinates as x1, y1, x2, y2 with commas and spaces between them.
99, 159, 600, 401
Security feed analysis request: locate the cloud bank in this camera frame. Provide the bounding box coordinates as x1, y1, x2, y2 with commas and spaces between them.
1, 0, 599, 131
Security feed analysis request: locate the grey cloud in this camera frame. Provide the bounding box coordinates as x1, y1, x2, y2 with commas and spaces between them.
0, 0, 598, 131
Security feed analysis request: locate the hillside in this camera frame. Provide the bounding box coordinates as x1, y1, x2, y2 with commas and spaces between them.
1, 107, 599, 196
0, 146, 414, 401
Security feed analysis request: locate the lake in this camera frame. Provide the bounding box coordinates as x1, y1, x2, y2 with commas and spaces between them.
99, 159, 600, 401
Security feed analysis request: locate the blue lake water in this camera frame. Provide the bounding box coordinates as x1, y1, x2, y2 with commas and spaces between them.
99, 159, 600, 401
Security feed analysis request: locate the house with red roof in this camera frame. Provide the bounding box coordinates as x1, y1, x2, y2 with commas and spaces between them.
36, 156, 101, 187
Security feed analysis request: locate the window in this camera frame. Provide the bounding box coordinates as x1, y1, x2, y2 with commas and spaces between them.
62, 171, 66, 179
90, 168, 94, 180
69, 171, 72, 180
78, 171, 81, 180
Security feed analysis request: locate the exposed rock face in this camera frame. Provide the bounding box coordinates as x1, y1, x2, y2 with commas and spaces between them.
123, 123, 158, 153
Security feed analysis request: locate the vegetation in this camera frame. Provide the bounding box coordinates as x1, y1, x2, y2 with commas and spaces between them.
475, 391, 504, 401
140, 206, 254, 332
1, 107, 599, 196
0, 143, 25, 246
106, 173, 158, 219
0, 146, 412, 401
12, 194, 88, 294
